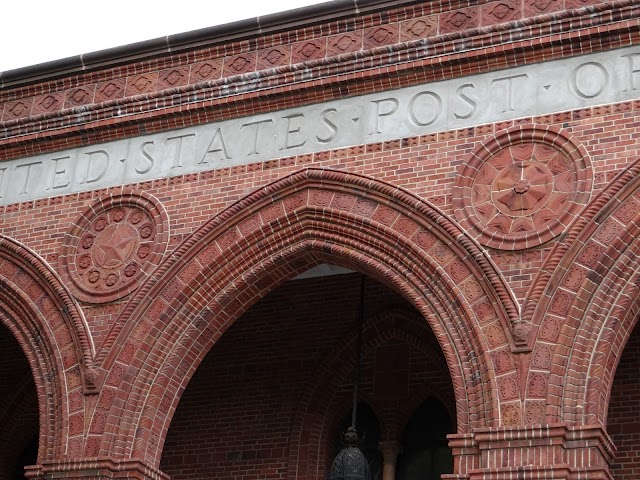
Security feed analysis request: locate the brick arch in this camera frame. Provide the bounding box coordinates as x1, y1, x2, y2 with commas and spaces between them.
287, 306, 455, 480
521, 158, 640, 425
0, 235, 95, 460
93, 168, 520, 465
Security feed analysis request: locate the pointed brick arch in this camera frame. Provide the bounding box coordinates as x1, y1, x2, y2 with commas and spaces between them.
0, 235, 95, 460
522, 158, 640, 426
93, 168, 520, 466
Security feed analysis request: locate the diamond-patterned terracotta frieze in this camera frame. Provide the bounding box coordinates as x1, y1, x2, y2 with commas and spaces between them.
223, 53, 257, 77
327, 32, 363, 57
64, 85, 96, 108
440, 7, 480, 34
364, 25, 399, 49
482, 0, 521, 26
125, 73, 158, 97
400, 16, 438, 42
292, 39, 327, 64
189, 59, 223, 83
95, 79, 126, 103
524, 0, 564, 17
158, 67, 190, 90
453, 125, 592, 250
60, 190, 169, 303
32, 92, 64, 115
2, 98, 33, 121
257, 47, 291, 69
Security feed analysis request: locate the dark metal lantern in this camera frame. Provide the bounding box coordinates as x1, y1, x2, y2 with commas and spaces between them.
329, 427, 372, 480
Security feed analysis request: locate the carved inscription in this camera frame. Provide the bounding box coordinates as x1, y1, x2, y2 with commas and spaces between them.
2, 46, 640, 205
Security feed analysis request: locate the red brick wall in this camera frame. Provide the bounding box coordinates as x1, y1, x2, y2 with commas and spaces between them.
160, 273, 454, 480
0, 103, 636, 347
608, 320, 640, 480
1, 1, 639, 477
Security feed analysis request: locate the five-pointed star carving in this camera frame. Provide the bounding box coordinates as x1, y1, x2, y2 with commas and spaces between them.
93, 225, 137, 268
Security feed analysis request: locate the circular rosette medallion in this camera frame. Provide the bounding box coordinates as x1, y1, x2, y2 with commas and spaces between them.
454, 126, 592, 250
61, 191, 169, 303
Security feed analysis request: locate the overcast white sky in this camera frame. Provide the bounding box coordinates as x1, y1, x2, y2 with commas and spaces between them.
1, 1, 328, 73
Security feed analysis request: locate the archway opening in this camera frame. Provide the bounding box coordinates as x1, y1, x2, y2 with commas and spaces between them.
608, 319, 640, 479
0, 323, 39, 479
396, 398, 454, 480
159, 268, 456, 480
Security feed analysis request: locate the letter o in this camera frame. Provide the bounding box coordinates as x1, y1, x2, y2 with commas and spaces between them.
409, 91, 443, 127
571, 62, 609, 99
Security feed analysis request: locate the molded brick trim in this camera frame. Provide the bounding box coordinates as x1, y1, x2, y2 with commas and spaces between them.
25, 457, 169, 480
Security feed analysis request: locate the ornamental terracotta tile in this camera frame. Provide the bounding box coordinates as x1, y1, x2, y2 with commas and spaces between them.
95, 78, 126, 102
524, 0, 563, 17
482, 0, 521, 26
158, 66, 190, 90
64, 85, 96, 108
257, 46, 291, 69
501, 403, 521, 426
189, 59, 223, 83
59, 191, 169, 304
2, 98, 33, 121
364, 24, 399, 49
400, 16, 438, 42
525, 401, 545, 425
539, 315, 564, 343
32, 92, 64, 115
527, 372, 548, 398
492, 349, 515, 374
453, 125, 592, 250
531, 344, 553, 369
292, 39, 327, 64
223, 53, 257, 77
474, 299, 498, 323
440, 7, 480, 34
326, 32, 363, 57
498, 374, 519, 401
125, 73, 158, 97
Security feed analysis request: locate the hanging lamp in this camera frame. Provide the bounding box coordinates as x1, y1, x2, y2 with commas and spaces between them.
328, 275, 372, 480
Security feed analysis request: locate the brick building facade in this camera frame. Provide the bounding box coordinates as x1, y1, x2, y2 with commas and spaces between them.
1, 1, 639, 479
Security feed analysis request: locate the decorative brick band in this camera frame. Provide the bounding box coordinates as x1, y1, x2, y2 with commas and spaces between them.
1, 1, 637, 161
446, 424, 615, 479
